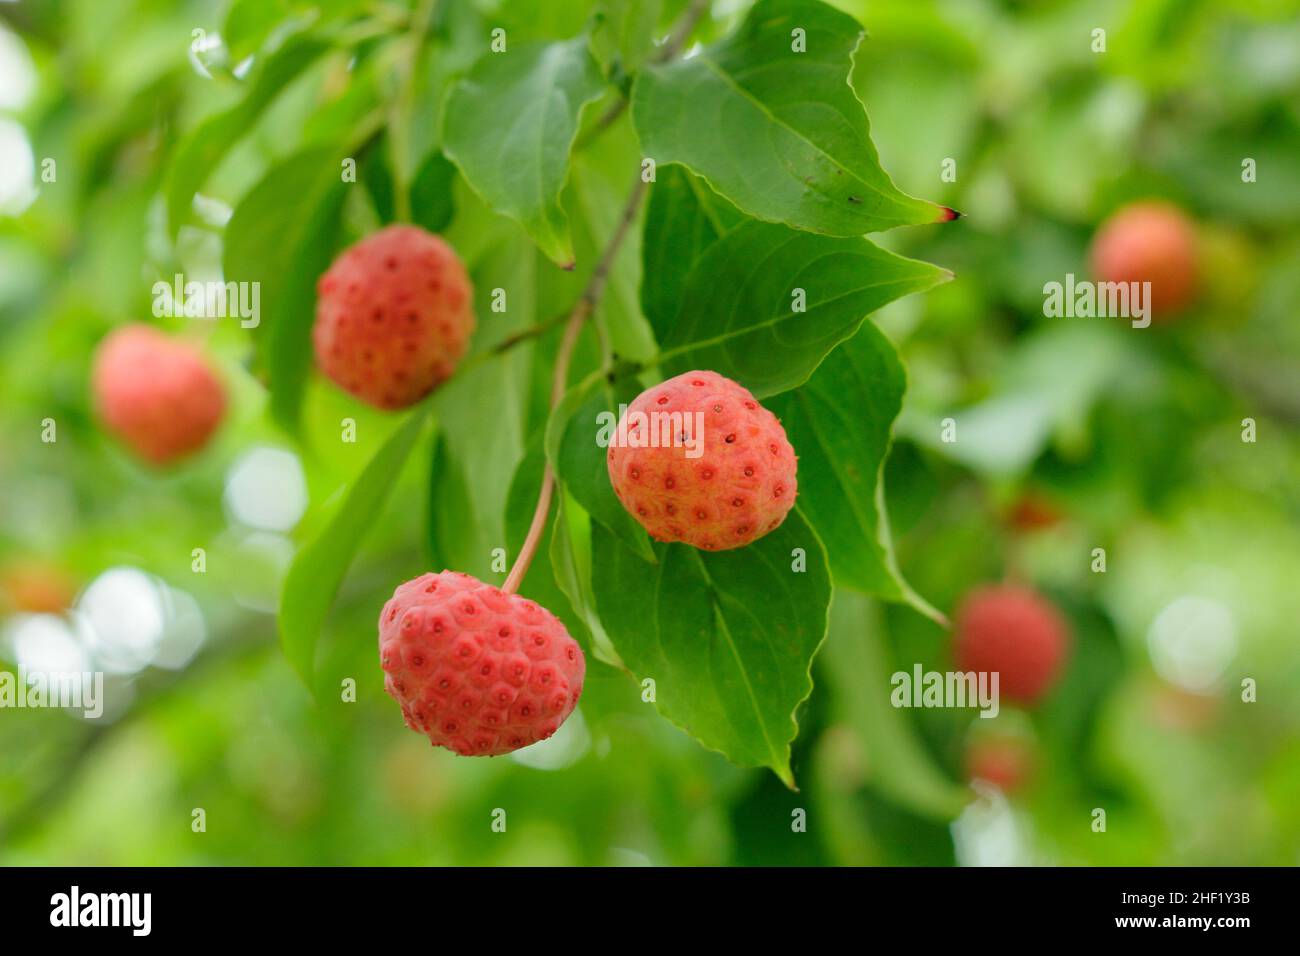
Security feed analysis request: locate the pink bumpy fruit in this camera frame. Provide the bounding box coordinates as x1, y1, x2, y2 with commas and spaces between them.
952, 584, 1071, 705
314, 224, 474, 410
1089, 200, 1198, 320
92, 324, 226, 465
607, 370, 797, 551
378, 571, 586, 756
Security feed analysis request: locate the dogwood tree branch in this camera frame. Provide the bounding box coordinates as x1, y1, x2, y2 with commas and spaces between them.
503, 174, 649, 594
503, 0, 709, 594
576, 0, 710, 150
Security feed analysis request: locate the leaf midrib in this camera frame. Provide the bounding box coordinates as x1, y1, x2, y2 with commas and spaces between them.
690, 552, 784, 769
659, 272, 932, 364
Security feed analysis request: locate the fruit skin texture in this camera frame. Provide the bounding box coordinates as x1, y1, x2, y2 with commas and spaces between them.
1089, 200, 1198, 319
952, 585, 1070, 704
378, 571, 585, 756
92, 324, 226, 465
607, 370, 797, 551
314, 224, 474, 410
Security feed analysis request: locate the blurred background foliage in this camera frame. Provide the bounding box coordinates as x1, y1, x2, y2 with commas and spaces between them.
1, 0, 1298, 865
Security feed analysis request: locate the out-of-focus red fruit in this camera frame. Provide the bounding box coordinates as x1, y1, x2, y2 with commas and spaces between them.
1007, 492, 1064, 531
313, 225, 474, 410
1089, 200, 1199, 320
966, 735, 1035, 793
0, 562, 76, 613
953, 585, 1071, 705
92, 324, 226, 465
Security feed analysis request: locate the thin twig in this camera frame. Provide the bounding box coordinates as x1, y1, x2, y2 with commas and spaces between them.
502, 175, 649, 593
497, 0, 708, 594
575, 0, 709, 150
488, 310, 571, 355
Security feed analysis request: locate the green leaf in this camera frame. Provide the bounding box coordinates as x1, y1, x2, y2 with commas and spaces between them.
223, 145, 349, 434
442, 38, 607, 267
640, 165, 743, 334
654, 219, 949, 398
591, 509, 832, 786
631, 0, 947, 235
222, 0, 292, 62
363, 136, 456, 233
408, 150, 458, 233
590, 0, 663, 82
360, 134, 397, 222
821, 591, 969, 821
898, 323, 1129, 477
546, 373, 656, 562
770, 324, 942, 623
430, 231, 541, 554
426, 433, 491, 577
279, 407, 431, 689
166, 32, 330, 236
549, 489, 624, 668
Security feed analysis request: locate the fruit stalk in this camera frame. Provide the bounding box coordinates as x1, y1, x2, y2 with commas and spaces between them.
503, 175, 648, 593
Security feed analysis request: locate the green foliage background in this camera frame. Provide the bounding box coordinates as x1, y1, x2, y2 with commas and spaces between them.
1, 0, 1299, 865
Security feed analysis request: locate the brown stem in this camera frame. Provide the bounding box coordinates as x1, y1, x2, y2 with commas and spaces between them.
501, 0, 707, 594
502, 175, 649, 594
488, 309, 571, 355
575, 0, 710, 150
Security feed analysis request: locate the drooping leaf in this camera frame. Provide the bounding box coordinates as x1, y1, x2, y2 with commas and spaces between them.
631, 0, 948, 236
770, 323, 941, 622
279, 407, 431, 689
653, 219, 949, 398
166, 32, 331, 236
222, 145, 349, 433
442, 38, 606, 266
591, 509, 832, 786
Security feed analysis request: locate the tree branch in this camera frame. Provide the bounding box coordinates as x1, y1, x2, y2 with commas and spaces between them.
502, 174, 648, 593
575, 0, 710, 150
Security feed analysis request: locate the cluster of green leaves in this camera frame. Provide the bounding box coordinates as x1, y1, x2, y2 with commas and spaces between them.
172, 0, 960, 786
6, 0, 1300, 866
